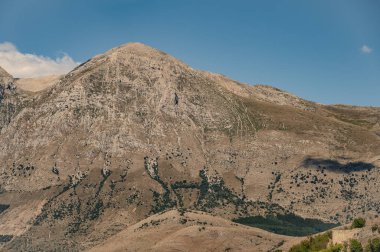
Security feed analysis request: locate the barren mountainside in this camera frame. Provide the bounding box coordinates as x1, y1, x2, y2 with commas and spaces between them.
0, 43, 379, 251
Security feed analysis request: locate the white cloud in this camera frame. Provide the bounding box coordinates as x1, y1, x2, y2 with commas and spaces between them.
0, 42, 79, 78
361, 44, 373, 54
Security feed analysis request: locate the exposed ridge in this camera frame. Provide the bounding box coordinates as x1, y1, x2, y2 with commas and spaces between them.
0, 66, 13, 79
0, 65, 15, 93
0, 66, 13, 86
103, 42, 190, 70
66, 42, 190, 83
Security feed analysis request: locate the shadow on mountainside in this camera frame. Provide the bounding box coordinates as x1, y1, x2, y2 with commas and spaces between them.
0, 204, 10, 215
233, 213, 338, 236
302, 157, 375, 173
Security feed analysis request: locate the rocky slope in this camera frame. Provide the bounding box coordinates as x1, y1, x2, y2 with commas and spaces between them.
0, 43, 379, 251
0, 66, 27, 131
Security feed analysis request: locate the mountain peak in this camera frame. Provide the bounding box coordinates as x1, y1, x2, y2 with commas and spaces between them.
67, 42, 189, 82
113, 42, 155, 51
104, 42, 172, 60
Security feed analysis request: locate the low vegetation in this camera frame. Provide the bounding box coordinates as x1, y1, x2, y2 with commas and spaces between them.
371, 224, 379, 233
352, 218, 366, 229
320, 244, 343, 252
289, 231, 332, 252
365, 237, 380, 252
350, 239, 363, 252
288, 227, 380, 252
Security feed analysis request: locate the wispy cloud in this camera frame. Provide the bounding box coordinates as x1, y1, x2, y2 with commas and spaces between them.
360, 44, 373, 54
0, 42, 79, 78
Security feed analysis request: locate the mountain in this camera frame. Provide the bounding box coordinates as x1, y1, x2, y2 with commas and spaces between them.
0, 43, 379, 251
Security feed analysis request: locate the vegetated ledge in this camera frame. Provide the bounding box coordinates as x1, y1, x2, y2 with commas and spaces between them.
302, 157, 375, 173
233, 213, 339, 236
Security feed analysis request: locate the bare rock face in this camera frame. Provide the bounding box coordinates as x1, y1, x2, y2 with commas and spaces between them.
0, 66, 14, 103
0, 66, 13, 84
0, 43, 379, 251
0, 66, 19, 130
0, 83, 3, 105
0, 43, 258, 191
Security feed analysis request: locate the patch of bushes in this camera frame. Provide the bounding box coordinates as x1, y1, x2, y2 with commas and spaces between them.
289, 231, 332, 252
145, 157, 177, 214
171, 180, 199, 190
371, 224, 378, 233
365, 237, 380, 252
349, 239, 363, 252
320, 244, 343, 252
87, 199, 104, 220
352, 218, 366, 229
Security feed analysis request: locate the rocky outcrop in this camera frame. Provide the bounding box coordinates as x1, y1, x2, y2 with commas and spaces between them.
0, 66, 13, 104
0, 67, 16, 105
0, 66, 19, 130
0, 66, 15, 91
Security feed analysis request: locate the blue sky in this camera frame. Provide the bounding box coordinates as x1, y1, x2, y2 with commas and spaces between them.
0, 0, 379, 106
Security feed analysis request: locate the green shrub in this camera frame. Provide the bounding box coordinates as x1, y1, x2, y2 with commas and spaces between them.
289, 231, 332, 252
352, 218, 366, 229
371, 224, 378, 233
321, 244, 343, 252
365, 237, 380, 252
350, 239, 363, 252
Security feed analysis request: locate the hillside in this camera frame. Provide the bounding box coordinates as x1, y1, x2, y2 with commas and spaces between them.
14, 75, 61, 93
0, 43, 379, 251
87, 209, 300, 252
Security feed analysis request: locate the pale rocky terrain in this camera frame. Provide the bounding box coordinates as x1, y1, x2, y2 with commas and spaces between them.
14, 75, 60, 92
0, 43, 379, 251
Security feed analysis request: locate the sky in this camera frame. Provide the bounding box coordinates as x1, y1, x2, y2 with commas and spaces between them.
0, 0, 379, 106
